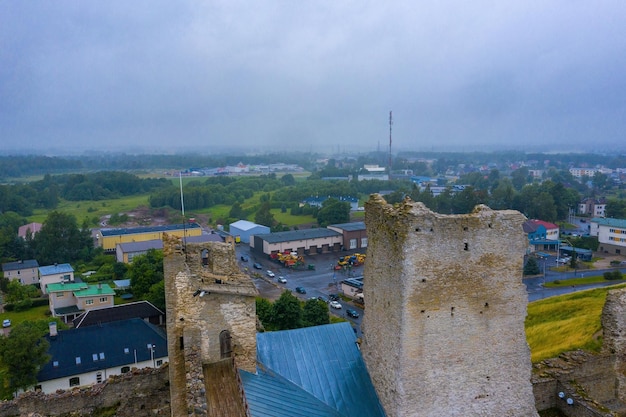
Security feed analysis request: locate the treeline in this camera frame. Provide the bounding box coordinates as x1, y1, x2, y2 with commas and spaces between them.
0, 153, 320, 179
0, 172, 170, 216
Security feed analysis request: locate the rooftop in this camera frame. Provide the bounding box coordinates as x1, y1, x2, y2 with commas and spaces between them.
256, 228, 341, 244
39, 263, 74, 276
100, 223, 200, 237
1, 259, 39, 272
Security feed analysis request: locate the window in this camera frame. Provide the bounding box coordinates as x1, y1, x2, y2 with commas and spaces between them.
121, 366, 130, 373
56, 292, 64, 298
99, 352, 105, 360
69, 377, 80, 387
53, 361, 59, 367
63, 274, 71, 282
124, 348, 130, 354
75, 357, 81, 365
92, 353, 98, 361
361, 237, 368, 248
349, 238, 357, 249
99, 297, 108, 303
156, 359, 163, 366
96, 372, 103, 383
85, 299, 94, 305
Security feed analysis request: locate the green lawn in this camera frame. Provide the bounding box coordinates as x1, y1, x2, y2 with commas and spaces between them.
29, 194, 151, 224
525, 285, 626, 362
543, 275, 621, 287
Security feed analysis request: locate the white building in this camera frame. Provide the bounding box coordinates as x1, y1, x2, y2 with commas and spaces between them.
590, 217, 626, 255
39, 263, 75, 294
34, 319, 168, 394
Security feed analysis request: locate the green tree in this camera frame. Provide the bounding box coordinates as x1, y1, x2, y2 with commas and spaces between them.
280, 174, 296, 186
0, 321, 51, 393
255, 201, 276, 228
272, 291, 302, 330
523, 257, 541, 276
511, 167, 530, 191
128, 249, 164, 299
316, 198, 350, 227
229, 202, 245, 219
145, 280, 166, 311
33, 211, 94, 265
256, 297, 274, 329
302, 299, 330, 327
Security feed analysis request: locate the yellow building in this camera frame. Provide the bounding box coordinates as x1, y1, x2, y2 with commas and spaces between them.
97, 223, 202, 252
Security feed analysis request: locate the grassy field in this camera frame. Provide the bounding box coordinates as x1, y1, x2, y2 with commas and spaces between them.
543, 275, 619, 287
29, 194, 151, 224
525, 285, 626, 362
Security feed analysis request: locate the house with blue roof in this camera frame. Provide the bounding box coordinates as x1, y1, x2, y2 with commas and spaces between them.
39, 263, 75, 294
241, 322, 385, 417
35, 318, 168, 394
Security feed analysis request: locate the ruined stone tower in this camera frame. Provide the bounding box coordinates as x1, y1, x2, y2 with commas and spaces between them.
163, 234, 257, 416
362, 195, 538, 417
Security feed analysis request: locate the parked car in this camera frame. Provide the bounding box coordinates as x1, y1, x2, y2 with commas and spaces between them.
295, 287, 306, 294
317, 296, 329, 303
240, 255, 249, 262
328, 294, 340, 301
253, 263, 263, 270
556, 257, 570, 264
329, 301, 342, 309
346, 309, 359, 318
277, 276, 287, 283
266, 270, 275, 278
2, 319, 11, 328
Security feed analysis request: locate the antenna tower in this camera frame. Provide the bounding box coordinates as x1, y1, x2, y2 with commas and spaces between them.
388, 111, 393, 180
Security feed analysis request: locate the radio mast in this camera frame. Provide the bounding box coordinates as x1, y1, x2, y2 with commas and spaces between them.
388, 111, 393, 181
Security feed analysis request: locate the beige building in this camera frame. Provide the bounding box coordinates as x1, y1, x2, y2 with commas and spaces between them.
1, 259, 39, 285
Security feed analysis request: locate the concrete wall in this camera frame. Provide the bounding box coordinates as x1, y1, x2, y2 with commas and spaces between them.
362, 195, 537, 417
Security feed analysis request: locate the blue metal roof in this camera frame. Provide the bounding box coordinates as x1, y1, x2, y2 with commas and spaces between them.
39, 263, 74, 276
240, 370, 343, 417
100, 223, 200, 237
38, 318, 167, 382
253, 322, 385, 417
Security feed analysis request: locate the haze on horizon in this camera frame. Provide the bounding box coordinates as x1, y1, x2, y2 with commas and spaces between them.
1, 1, 625, 156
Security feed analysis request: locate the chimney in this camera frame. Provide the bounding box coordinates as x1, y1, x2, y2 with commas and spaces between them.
49, 322, 58, 338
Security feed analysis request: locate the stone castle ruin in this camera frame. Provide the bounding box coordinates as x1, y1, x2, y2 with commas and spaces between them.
162, 233, 257, 416
6, 195, 626, 416
362, 195, 538, 416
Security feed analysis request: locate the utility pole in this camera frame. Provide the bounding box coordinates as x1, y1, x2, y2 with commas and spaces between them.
388, 111, 393, 181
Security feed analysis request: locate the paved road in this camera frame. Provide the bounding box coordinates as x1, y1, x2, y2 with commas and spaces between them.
525, 253, 626, 301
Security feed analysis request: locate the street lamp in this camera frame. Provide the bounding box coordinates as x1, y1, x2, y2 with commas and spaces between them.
147, 343, 156, 368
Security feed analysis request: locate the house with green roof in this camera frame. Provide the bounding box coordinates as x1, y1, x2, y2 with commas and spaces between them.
47, 282, 115, 323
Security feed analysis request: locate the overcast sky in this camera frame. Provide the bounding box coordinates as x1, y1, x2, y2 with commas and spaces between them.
1, 1, 625, 155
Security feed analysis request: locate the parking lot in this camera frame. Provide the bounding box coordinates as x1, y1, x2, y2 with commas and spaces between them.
237, 244, 365, 333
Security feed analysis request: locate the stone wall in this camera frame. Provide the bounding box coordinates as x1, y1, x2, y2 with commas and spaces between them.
162, 234, 257, 417
0, 367, 170, 417
361, 195, 538, 417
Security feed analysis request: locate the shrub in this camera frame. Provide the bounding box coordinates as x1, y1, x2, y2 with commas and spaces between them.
604, 271, 623, 280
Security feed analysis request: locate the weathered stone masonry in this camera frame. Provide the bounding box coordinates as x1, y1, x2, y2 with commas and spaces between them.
362, 195, 538, 417
163, 234, 257, 417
